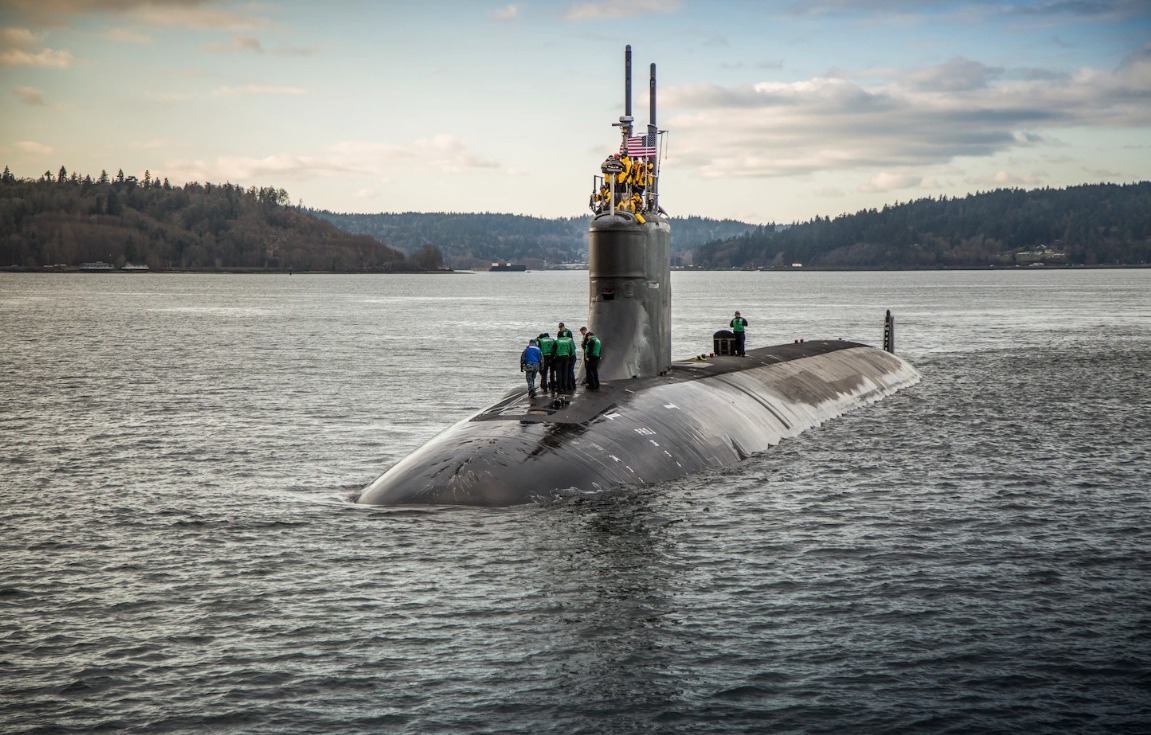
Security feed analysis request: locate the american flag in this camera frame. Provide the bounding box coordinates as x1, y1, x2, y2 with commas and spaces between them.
624, 133, 657, 158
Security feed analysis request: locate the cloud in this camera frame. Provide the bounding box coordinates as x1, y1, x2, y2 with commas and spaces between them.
965, 170, 1047, 187
4, 0, 273, 31
859, 171, 935, 193
0, 46, 73, 67
128, 138, 171, 150
14, 140, 54, 154
491, 4, 520, 20
0, 27, 73, 67
14, 86, 48, 105
1002, 0, 1149, 21
564, 0, 680, 21
203, 35, 264, 53
662, 47, 1151, 181
211, 84, 306, 96
200, 35, 318, 56
786, 0, 1147, 22
905, 57, 1003, 93
271, 45, 318, 57
0, 27, 40, 47
163, 135, 501, 185
105, 27, 151, 43
131, 3, 272, 30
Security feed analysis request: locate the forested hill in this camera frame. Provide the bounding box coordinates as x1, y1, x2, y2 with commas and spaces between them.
695, 183, 1151, 269
0, 167, 409, 272
311, 210, 755, 268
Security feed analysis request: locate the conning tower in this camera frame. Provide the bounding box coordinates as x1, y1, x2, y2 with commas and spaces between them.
587, 45, 671, 381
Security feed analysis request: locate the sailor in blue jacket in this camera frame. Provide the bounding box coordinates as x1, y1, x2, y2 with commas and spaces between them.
521, 338, 543, 398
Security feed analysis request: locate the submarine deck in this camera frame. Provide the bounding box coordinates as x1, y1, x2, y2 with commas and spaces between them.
479, 339, 870, 426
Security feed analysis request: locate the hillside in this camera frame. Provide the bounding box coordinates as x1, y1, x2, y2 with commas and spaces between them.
695, 183, 1151, 269
8, 168, 1144, 273
0, 167, 409, 272
311, 210, 756, 268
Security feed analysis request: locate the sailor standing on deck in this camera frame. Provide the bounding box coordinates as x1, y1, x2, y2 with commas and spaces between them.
537, 333, 555, 392
730, 311, 749, 356
554, 330, 576, 392
585, 332, 602, 390
555, 322, 574, 390
579, 326, 590, 385
520, 338, 542, 398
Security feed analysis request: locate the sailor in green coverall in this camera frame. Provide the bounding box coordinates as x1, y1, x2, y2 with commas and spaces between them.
553, 331, 576, 392
585, 332, 602, 389
537, 332, 556, 391
730, 310, 748, 356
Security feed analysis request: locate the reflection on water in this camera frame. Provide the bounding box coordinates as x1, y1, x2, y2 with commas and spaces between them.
527, 491, 683, 714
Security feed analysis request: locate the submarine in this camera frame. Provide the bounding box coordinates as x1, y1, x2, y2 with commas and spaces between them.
357, 47, 920, 507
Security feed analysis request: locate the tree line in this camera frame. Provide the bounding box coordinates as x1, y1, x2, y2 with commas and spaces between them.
311, 210, 756, 268
694, 183, 1151, 269
0, 166, 411, 272
8, 166, 1142, 273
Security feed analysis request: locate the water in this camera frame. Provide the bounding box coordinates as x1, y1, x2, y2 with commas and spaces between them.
2, 269, 1149, 734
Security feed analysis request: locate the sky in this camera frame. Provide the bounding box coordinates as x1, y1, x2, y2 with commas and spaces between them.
2, 0, 1149, 225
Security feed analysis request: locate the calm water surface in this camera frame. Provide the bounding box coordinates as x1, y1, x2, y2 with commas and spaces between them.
1, 269, 1149, 734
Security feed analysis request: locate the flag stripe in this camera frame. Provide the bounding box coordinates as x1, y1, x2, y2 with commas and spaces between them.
623, 134, 657, 157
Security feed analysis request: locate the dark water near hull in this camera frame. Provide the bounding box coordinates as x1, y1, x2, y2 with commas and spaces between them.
2, 270, 1149, 734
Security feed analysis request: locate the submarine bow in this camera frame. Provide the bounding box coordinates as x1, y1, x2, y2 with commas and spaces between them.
357, 46, 919, 507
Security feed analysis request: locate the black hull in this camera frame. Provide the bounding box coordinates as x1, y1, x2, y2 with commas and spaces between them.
357, 340, 919, 506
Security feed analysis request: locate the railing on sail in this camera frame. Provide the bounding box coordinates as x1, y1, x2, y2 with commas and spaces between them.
589, 143, 660, 222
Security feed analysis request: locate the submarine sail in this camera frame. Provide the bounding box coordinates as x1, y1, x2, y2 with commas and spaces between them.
587, 46, 671, 381
357, 47, 919, 507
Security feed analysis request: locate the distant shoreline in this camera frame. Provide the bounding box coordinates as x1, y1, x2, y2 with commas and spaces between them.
4, 264, 1148, 274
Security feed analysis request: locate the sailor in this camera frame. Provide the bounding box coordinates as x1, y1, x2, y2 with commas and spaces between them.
579, 326, 590, 385
537, 332, 556, 392
618, 152, 633, 196
593, 182, 611, 213
730, 310, 749, 356
585, 332, 602, 389
520, 338, 542, 398
630, 193, 647, 223
627, 156, 647, 192
553, 331, 576, 392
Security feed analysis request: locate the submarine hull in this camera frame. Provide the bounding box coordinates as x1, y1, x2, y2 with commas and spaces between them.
357, 340, 919, 506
